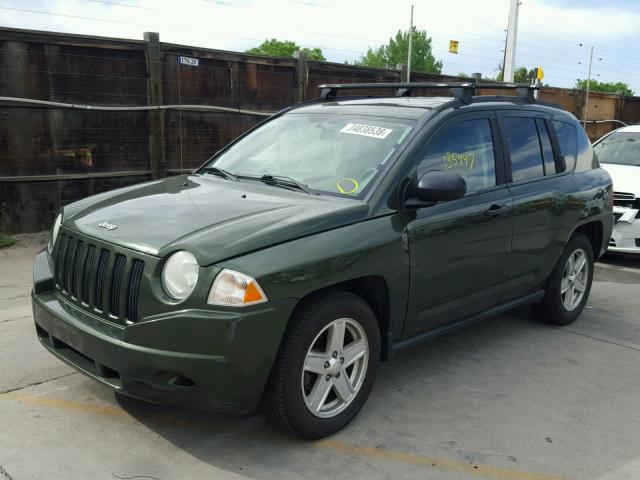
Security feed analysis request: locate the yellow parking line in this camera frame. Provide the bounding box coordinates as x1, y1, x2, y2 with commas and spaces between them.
317, 439, 570, 480
3, 394, 129, 416
2, 393, 570, 480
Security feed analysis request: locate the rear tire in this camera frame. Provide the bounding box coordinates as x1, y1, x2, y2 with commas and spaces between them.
532, 234, 594, 325
263, 291, 380, 439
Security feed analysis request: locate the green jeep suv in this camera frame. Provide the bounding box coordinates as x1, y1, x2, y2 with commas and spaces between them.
32, 83, 613, 438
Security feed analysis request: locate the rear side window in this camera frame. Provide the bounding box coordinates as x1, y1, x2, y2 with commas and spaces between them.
417, 118, 497, 194
552, 120, 578, 170
536, 119, 556, 175
502, 117, 544, 182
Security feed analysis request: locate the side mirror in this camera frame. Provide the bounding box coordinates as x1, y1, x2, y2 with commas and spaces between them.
415, 171, 467, 202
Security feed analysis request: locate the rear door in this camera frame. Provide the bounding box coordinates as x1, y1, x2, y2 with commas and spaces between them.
496, 111, 574, 301
402, 111, 514, 337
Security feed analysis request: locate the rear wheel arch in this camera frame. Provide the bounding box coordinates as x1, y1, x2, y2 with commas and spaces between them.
571, 220, 604, 258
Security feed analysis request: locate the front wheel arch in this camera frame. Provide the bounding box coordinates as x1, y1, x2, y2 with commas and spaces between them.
286, 275, 391, 361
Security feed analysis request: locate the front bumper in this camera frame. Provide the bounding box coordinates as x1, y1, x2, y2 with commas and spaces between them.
32, 250, 296, 414
609, 206, 640, 254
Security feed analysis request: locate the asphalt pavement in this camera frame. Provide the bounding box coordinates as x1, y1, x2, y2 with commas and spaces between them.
1, 233, 639, 480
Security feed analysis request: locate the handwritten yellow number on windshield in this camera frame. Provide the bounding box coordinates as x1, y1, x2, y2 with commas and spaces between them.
336, 178, 359, 194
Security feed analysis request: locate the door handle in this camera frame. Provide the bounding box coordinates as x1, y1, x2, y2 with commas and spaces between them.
485, 204, 509, 217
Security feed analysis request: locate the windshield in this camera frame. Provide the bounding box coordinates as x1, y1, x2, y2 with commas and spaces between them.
205, 113, 415, 197
594, 131, 640, 166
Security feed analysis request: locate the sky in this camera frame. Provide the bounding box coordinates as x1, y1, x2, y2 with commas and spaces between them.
1, 0, 639, 93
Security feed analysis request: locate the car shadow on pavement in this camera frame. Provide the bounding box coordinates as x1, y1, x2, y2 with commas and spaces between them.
112, 305, 613, 480
600, 252, 640, 269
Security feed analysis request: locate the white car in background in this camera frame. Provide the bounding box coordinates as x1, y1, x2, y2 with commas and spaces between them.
594, 125, 640, 254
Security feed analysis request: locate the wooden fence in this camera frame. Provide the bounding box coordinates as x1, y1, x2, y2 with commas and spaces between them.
1, 26, 638, 233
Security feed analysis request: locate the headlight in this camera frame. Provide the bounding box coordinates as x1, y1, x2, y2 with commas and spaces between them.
161, 251, 199, 300
47, 213, 62, 254
208, 269, 268, 307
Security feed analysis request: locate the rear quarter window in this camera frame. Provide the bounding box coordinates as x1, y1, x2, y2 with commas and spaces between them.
552, 120, 578, 171
576, 125, 598, 171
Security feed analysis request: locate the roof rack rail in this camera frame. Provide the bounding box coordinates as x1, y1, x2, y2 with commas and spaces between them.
317, 82, 539, 104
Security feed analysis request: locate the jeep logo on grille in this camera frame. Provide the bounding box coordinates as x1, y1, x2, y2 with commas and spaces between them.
98, 221, 118, 231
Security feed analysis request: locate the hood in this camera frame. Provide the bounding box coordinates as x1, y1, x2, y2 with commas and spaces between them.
600, 163, 640, 196
63, 175, 369, 265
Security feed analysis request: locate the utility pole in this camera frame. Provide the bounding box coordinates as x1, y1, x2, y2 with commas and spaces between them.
500, 29, 507, 80
407, 4, 414, 82
583, 45, 594, 126
504, 0, 520, 82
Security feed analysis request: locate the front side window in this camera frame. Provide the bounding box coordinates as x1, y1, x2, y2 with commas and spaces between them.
417, 118, 497, 194
208, 113, 415, 197
594, 131, 640, 167
502, 117, 545, 182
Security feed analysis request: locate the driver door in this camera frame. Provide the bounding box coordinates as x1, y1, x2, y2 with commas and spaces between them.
401, 111, 514, 338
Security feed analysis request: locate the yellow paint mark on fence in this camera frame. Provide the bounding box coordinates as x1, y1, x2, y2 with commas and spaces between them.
2, 393, 571, 480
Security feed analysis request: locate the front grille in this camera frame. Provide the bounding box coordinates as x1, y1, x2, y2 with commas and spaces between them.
613, 192, 636, 202
613, 192, 640, 218
613, 191, 640, 210
53, 232, 145, 323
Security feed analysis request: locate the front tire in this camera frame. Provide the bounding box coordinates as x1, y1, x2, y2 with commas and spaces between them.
263, 291, 380, 439
532, 234, 594, 325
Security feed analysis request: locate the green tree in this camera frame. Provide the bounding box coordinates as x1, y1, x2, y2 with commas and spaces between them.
495, 66, 536, 83
358, 27, 442, 74
246, 39, 325, 61
575, 79, 633, 96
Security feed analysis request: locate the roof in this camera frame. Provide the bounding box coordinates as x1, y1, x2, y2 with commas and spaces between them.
289, 95, 566, 121
616, 125, 640, 133
289, 96, 453, 120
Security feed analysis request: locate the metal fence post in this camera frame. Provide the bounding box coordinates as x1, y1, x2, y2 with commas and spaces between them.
296, 50, 308, 103
143, 32, 166, 179
397, 63, 408, 82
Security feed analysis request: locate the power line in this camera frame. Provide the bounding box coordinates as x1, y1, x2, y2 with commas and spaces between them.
1, 4, 638, 91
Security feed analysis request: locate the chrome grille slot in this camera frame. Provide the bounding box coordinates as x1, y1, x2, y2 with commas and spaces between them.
71, 242, 84, 300
64, 238, 78, 294
94, 250, 111, 312
613, 192, 636, 202
127, 260, 144, 323
55, 234, 69, 288
52, 231, 145, 325
82, 245, 96, 306
109, 255, 126, 317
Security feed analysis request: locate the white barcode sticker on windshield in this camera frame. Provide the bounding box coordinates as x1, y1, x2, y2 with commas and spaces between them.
340, 123, 393, 139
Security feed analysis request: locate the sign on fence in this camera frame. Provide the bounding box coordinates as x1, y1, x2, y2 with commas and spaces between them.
179, 56, 199, 67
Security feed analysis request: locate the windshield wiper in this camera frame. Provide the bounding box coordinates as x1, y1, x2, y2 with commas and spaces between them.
236, 173, 314, 195
199, 166, 237, 181
261, 174, 314, 194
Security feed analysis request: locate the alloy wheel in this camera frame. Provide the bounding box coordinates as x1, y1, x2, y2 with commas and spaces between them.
561, 248, 589, 311
301, 318, 369, 419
